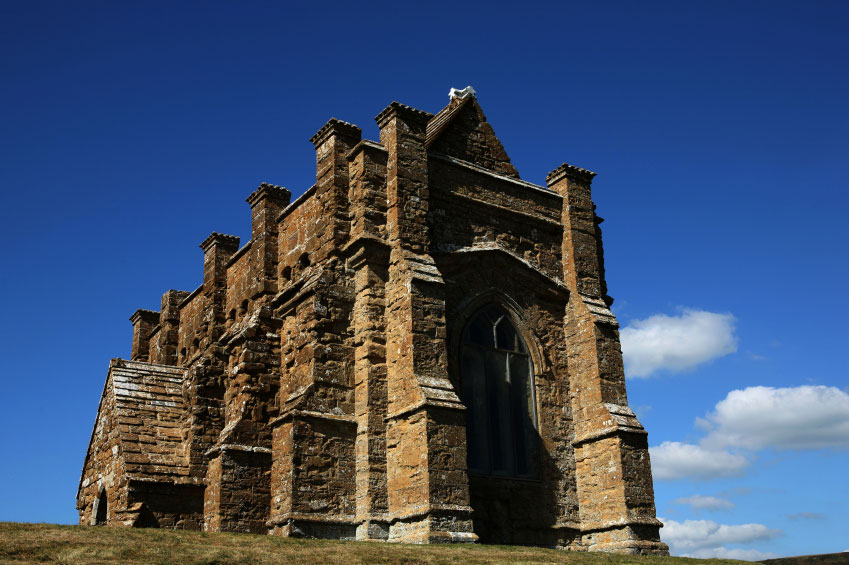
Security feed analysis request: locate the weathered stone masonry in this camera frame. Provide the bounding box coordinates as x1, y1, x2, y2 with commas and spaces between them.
77, 88, 668, 554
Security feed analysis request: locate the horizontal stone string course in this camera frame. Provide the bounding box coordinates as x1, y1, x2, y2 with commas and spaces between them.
77, 88, 667, 555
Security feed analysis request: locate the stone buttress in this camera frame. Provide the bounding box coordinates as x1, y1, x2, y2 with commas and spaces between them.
547, 164, 668, 554
376, 102, 477, 543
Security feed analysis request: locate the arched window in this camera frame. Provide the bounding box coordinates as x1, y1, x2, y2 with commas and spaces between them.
94, 488, 108, 525
460, 304, 538, 478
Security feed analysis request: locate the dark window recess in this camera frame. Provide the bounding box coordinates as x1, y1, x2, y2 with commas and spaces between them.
94, 489, 107, 525
460, 305, 538, 478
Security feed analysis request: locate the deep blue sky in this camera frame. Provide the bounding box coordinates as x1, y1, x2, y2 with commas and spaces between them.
1, 1, 847, 559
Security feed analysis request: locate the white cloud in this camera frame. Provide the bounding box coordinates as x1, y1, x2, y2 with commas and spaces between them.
621, 309, 737, 377
654, 385, 849, 481
660, 517, 782, 558
673, 495, 735, 511
684, 547, 779, 560
650, 441, 749, 480
702, 385, 849, 450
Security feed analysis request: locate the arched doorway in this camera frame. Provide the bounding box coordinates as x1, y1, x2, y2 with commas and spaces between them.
94, 488, 108, 525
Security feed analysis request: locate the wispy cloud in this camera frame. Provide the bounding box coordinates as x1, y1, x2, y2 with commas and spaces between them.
621, 309, 737, 378
701, 385, 849, 450
719, 486, 753, 497
684, 546, 779, 560
787, 512, 825, 521
631, 404, 653, 420
660, 517, 781, 559
673, 495, 735, 511
650, 442, 749, 480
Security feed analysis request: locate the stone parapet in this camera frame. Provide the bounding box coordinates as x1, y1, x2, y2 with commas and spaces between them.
375, 101, 433, 130
311, 118, 362, 147
546, 162, 597, 185
199, 232, 240, 254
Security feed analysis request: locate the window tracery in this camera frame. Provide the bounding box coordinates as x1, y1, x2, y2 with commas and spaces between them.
460, 304, 538, 478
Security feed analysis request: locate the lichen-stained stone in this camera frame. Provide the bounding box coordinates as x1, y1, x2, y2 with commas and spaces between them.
77, 89, 667, 555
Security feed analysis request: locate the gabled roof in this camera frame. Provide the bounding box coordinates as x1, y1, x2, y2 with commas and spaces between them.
78, 359, 189, 498
110, 359, 189, 479
425, 94, 473, 147
425, 93, 520, 179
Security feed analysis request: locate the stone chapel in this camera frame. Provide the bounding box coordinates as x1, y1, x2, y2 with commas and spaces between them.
77, 87, 668, 554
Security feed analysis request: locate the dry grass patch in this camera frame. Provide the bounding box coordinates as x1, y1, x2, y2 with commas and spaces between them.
0, 522, 750, 565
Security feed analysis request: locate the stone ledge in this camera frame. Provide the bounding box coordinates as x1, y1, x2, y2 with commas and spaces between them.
387, 503, 474, 523
126, 475, 204, 486
268, 512, 358, 526
579, 516, 665, 532
346, 139, 388, 161
578, 292, 619, 327
204, 444, 272, 457
385, 397, 465, 422
436, 244, 570, 299
341, 235, 390, 264
269, 408, 356, 429
446, 191, 563, 229
430, 153, 555, 196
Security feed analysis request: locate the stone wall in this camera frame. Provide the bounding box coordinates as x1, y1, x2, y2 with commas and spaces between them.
78, 375, 124, 526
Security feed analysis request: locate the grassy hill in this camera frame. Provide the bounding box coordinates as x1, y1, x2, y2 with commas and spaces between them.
0, 522, 751, 565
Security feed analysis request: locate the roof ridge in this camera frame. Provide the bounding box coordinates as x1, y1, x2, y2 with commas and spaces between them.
425, 95, 472, 147
113, 358, 186, 372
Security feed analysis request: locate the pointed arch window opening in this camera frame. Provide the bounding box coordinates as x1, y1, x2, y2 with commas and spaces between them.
460, 304, 539, 479
94, 488, 108, 525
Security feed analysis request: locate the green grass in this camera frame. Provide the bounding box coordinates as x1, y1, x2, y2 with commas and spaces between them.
0, 522, 751, 565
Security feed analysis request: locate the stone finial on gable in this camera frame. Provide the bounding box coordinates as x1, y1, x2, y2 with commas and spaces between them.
449, 85, 476, 100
